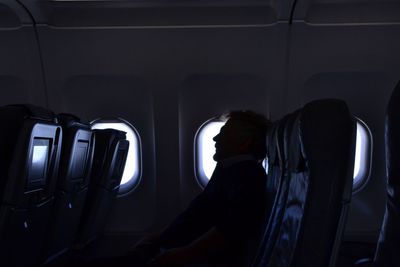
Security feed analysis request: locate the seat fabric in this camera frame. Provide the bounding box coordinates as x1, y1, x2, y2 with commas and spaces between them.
374, 81, 400, 267
75, 129, 129, 247
42, 113, 95, 263
254, 99, 355, 267
0, 104, 62, 266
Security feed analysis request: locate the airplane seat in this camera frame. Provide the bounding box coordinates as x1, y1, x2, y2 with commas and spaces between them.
41, 113, 95, 264
265, 122, 281, 207
252, 120, 281, 265
75, 128, 129, 248
373, 81, 400, 267
288, 100, 355, 267
252, 111, 300, 267
255, 99, 356, 267
0, 104, 62, 266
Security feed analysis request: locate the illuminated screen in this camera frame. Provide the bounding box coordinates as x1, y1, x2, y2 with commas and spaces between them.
29, 139, 50, 185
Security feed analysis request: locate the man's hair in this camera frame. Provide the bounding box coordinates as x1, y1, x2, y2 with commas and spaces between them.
221, 110, 271, 160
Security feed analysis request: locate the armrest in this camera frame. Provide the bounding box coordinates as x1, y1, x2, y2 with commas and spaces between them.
354, 258, 373, 266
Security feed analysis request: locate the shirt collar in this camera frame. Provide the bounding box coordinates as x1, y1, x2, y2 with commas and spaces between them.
219, 154, 257, 168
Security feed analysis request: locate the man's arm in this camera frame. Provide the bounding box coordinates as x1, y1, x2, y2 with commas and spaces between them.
149, 227, 229, 267
186, 226, 229, 258
157, 169, 222, 249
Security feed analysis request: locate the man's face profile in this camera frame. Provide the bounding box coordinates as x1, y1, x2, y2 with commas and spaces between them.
213, 119, 253, 162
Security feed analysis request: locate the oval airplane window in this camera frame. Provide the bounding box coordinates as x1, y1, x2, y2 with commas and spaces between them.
353, 118, 372, 193
196, 118, 370, 191
195, 119, 268, 188
91, 118, 141, 194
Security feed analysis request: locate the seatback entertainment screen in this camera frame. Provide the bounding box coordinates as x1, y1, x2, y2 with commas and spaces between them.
27, 138, 50, 190
70, 140, 89, 181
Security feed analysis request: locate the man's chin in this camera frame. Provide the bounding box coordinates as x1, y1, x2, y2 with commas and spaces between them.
213, 154, 219, 162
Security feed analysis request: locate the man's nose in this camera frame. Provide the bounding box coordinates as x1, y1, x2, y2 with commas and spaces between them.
213, 133, 219, 141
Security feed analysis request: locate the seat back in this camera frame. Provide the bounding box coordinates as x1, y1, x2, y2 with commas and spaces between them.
265, 124, 281, 208
374, 81, 400, 267
253, 111, 298, 266
42, 113, 95, 263
0, 104, 62, 266
75, 129, 129, 247
255, 99, 355, 267
289, 100, 355, 267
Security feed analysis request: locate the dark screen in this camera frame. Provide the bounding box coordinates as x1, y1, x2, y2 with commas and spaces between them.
70, 141, 89, 181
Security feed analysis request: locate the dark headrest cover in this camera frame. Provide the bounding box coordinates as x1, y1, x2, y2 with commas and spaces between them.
386, 80, 400, 198
291, 98, 354, 267
57, 113, 80, 123
374, 81, 400, 266
6, 104, 55, 122
267, 123, 279, 166
288, 115, 304, 172
93, 128, 127, 140
57, 113, 88, 129
283, 111, 300, 163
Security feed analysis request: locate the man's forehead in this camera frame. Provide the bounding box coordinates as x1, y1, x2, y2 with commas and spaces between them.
220, 120, 251, 135
225, 118, 249, 128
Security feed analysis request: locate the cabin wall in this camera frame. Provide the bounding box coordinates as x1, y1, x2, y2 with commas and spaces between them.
1, 0, 400, 244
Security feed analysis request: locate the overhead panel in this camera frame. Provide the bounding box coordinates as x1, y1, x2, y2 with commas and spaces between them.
0, 0, 47, 106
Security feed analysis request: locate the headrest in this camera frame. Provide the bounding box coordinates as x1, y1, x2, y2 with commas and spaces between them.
386, 80, 400, 191
283, 111, 300, 166
92, 129, 127, 161
57, 113, 81, 127
90, 129, 129, 190
387, 81, 400, 117
5, 104, 56, 122
267, 113, 298, 167
294, 99, 352, 172
267, 123, 279, 166
288, 100, 352, 173
287, 114, 304, 173
93, 128, 126, 139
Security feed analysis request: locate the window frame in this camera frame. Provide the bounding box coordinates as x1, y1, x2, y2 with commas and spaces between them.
194, 116, 371, 192
90, 118, 142, 195
194, 118, 268, 188
352, 117, 373, 194
194, 118, 225, 188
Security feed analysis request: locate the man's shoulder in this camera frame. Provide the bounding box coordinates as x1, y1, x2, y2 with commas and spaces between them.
222, 160, 266, 179
227, 159, 263, 169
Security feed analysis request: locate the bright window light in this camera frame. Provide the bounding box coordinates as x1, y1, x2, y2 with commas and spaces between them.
197, 121, 225, 183
195, 120, 268, 187
91, 119, 141, 192
353, 119, 371, 190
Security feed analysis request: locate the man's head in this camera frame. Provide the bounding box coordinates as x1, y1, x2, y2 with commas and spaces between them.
213, 110, 270, 162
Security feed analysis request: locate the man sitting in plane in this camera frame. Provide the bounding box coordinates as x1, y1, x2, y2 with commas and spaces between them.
95, 110, 270, 267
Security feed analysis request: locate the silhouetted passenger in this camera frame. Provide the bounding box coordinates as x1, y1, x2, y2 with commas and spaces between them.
88, 110, 270, 267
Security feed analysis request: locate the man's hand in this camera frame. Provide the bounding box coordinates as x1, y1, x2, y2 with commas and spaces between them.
125, 234, 161, 264
148, 246, 199, 267
148, 227, 228, 267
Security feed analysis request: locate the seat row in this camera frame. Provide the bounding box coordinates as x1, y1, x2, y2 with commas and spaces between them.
253, 81, 400, 267
253, 99, 356, 267
354, 82, 400, 267
0, 105, 130, 266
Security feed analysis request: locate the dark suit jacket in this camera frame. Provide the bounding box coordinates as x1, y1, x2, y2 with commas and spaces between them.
159, 158, 268, 266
